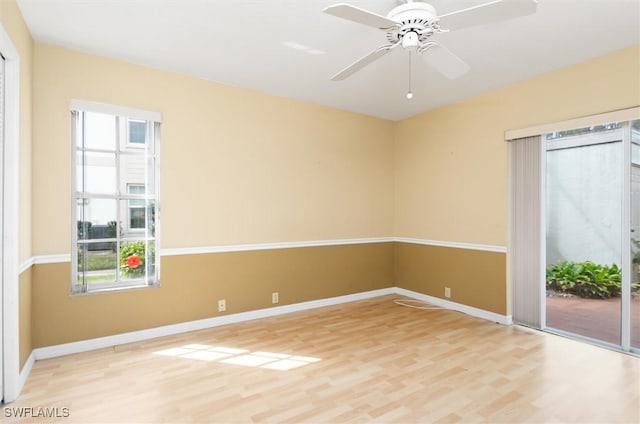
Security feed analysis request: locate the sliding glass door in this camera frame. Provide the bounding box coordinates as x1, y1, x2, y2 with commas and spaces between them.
545, 120, 638, 353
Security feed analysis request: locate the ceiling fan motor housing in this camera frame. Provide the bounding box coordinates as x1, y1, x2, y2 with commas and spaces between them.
386, 1, 438, 45
402, 32, 419, 49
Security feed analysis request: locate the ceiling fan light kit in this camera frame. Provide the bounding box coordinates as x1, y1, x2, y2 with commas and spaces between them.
324, 0, 538, 98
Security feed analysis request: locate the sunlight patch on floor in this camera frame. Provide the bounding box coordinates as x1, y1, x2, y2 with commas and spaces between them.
153, 344, 321, 371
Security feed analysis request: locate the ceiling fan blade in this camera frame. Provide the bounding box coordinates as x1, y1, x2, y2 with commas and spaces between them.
331, 45, 394, 81
324, 3, 398, 30
438, 0, 538, 32
422, 44, 470, 79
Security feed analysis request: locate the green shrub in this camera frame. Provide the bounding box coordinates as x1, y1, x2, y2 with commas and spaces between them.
106, 221, 118, 238
546, 261, 621, 299
120, 241, 155, 277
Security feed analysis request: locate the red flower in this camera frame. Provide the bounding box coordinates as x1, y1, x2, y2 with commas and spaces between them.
127, 254, 141, 269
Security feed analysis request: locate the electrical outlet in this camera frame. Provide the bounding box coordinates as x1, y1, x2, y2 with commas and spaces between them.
272, 292, 279, 304
444, 287, 451, 298
218, 299, 226, 312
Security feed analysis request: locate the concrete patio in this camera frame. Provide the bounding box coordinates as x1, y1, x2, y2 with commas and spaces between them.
546, 294, 640, 347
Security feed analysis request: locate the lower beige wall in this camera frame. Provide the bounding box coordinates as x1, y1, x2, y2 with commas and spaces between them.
19, 268, 32, 370
32, 242, 394, 348
395, 243, 506, 315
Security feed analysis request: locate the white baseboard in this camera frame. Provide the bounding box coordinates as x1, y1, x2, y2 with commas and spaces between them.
33, 287, 396, 360
15, 351, 36, 400
33, 287, 510, 361
395, 288, 513, 325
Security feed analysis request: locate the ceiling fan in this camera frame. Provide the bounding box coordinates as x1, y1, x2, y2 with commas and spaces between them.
324, 0, 538, 81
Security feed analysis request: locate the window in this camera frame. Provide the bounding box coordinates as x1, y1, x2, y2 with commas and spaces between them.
128, 119, 146, 145
71, 100, 161, 293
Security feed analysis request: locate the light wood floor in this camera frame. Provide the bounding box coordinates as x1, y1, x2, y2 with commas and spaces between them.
4, 295, 639, 423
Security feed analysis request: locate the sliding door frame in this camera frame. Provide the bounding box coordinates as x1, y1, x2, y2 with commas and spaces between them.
507, 107, 640, 354
0, 22, 21, 403
543, 124, 631, 351
622, 121, 632, 352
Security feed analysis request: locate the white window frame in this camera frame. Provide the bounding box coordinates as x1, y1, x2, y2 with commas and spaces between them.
70, 100, 161, 294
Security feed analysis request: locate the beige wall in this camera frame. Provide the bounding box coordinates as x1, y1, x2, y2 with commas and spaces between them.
394, 45, 640, 247
25, 32, 640, 350
395, 243, 506, 315
0, 0, 33, 263
30, 43, 396, 349
32, 44, 395, 255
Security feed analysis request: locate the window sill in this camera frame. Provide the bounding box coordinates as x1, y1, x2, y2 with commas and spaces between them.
71, 281, 160, 296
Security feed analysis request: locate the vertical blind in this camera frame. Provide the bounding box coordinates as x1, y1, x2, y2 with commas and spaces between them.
509, 135, 544, 328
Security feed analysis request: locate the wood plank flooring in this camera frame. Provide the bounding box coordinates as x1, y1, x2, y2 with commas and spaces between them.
3, 295, 639, 423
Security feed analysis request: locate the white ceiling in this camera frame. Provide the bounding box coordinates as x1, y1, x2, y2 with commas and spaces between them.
16, 0, 640, 121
